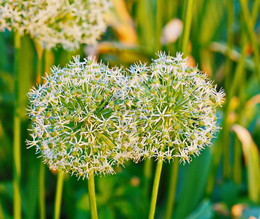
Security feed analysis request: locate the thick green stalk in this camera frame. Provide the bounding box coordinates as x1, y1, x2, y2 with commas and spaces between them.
88, 172, 98, 219
148, 160, 163, 219
13, 32, 21, 219
181, 0, 194, 56
165, 159, 179, 219
54, 172, 65, 219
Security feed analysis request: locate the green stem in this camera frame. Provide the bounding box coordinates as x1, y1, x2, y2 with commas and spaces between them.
223, 43, 246, 179
223, 40, 246, 179
155, 0, 163, 51
88, 172, 98, 219
148, 160, 163, 219
137, 0, 154, 51
165, 158, 179, 219
35, 43, 44, 84
44, 49, 53, 74
54, 172, 65, 219
181, 0, 194, 56
222, 0, 260, 179
13, 32, 21, 219
239, 0, 260, 84
39, 164, 46, 219
166, 0, 179, 53
225, 0, 234, 91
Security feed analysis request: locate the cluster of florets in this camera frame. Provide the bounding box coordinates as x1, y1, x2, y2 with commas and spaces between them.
129, 52, 225, 163
27, 53, 225, 179
0, 0, 110, 50
27, 56, 140, 179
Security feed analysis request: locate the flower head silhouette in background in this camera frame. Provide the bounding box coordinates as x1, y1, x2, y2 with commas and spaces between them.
129, 52, 225, 163
27, 56, 139, 179
0, 0, 110, 50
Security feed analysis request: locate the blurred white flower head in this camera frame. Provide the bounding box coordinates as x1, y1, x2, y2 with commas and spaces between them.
0, 0, 111, 50
161, 18, 183, 45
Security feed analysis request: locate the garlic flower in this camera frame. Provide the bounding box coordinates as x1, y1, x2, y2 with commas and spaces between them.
128, 52, 225, 163
27, 56, 138, 179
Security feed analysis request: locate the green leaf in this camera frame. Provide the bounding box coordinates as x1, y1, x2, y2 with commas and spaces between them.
174, 148, 212, 219
232, 124, 260, 203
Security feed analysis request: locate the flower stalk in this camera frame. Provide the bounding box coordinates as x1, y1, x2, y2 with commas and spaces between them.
54, 171, 65, 219
88, 172, 98, 219
148, 160, 163, 219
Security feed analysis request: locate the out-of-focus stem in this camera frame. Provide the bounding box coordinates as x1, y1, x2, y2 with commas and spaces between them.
221, 0, 235, 180
233, 0, 259, 184
181, 0, 194, 56
223, 0, 259, 180
155, 0, 163, 51
239, 0, 260, 84
225, 0, 234, 91
13, 32, 21, 219
88, 172, 98, 219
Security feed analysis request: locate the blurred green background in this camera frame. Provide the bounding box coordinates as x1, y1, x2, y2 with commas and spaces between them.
0, 0, 260, 218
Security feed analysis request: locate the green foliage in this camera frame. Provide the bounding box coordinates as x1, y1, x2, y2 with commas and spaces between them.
0, 0, 259, 218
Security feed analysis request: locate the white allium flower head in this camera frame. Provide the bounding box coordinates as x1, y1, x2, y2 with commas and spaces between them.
129, 52, 225, 164
0, 0, 111, 50
26, 56, 138, 179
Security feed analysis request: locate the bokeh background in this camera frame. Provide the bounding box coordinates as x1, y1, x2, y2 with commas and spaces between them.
0, 0, 260, 218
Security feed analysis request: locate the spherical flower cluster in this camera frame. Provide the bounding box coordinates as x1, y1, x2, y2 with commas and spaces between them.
27, 56, 139, 179
27, 53, 225, 179
128, 52, 225, 163
0, 0, 110, 50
